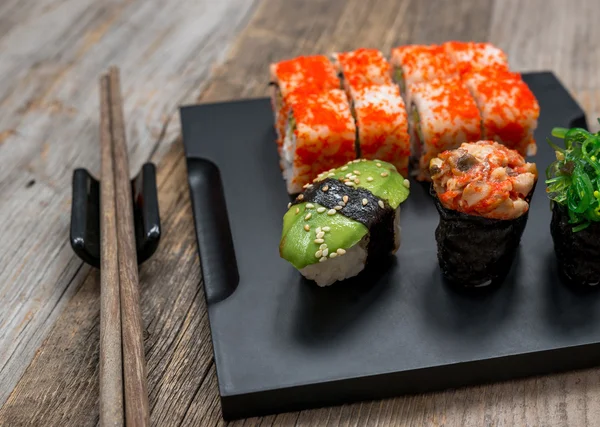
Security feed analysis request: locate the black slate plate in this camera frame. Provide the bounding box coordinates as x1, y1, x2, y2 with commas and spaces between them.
179, 72, 597, 421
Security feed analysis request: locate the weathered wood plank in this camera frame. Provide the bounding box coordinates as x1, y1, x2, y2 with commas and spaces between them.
0, 0, 258, 409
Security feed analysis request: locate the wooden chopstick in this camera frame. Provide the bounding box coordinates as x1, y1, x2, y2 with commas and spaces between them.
99, 74, 125, 427
108, 66, 151, 426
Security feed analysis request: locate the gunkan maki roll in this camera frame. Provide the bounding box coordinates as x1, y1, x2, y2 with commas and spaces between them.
279, 159, 410, 286
429, 141, 538, 287
546, 125, 600, 287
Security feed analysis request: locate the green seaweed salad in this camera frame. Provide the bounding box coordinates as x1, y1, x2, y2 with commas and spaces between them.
546, 120, 600, 232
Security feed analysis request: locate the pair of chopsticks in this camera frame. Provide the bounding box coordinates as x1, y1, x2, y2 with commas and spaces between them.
99, 67, 150, 427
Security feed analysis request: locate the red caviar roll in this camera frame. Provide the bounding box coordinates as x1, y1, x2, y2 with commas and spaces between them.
408, 77, 482, 181
332, 48, 393, 95
351, 84, 410, 176
464, 68, 540, 157
281, 89, 356, 194
443, 41, 509, 76
269, 55, 340, 157
390, 44, 458, 100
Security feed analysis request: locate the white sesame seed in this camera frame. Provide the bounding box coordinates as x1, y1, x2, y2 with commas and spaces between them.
295, 207, 300, 214
376, 163, 382, 167
344, 181, 354, 187
337, 248, 346, 255
322, 185, 329, 192
322, 226, 330, 232
341, 166, 348, 171
328, 168, 335, 172
320, 243, 327, 250
303, 183, 310, 189
327, 172, 335, 177
362, 198, 368, 206
314, 238, 325, 244
361, 158, 367, 162
353, 159, 360, 163
345, 172, 353, 178
327, 209, 336, 215
316, 227, 322, 233
353, 170, 361, 175
378, 200, 385, 209
304, 213, 312, 220
354, 178, 360, 184
287, 202, 291, 209
367, 176, 374, 182
343, 195, 349, 203
317, 207, 326, 213
316, 231, 325, 239
381, 172, 389, 177
304, 224, 310, 231
329, 252, 338, 258
403, 178, 410, 188
315, 250, 322, 258
349, 174, 356, 180
298, 194, 304, 200
334, 205, 343, 210
319, 256, 328, 263
306, 203, 314, 209
322, 248, 329, 257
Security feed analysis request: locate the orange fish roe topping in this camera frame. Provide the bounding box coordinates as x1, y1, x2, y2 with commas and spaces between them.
335, 48, 393, 92
270, 55, 340, 96
430, 141, 538, 220
290, 90, 356, 186
443, 41, 509, 76
464, 69, 540, 156
408, 78, 482, 178
391, 44, 458, 85
352, 84, 410, 175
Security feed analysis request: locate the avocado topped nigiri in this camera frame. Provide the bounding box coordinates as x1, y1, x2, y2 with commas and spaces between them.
279, 159, 410, 286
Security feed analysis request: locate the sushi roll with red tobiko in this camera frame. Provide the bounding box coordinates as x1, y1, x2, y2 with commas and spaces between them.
430, 141, 538, 287
546, 125, 600, 287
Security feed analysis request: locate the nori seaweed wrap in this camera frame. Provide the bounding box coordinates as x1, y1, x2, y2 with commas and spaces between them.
546, 125, 600, 287
429, 141, 538, 287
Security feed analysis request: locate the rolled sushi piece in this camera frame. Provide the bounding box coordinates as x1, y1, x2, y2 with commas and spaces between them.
430, 140, 538, 287
443, 41, 509, 76
279, 159, 410, 286
390, 44, 458, 100
545, 125, 600, 287
269, 55, 340, 157
350, 84, 410, 177
332, 48, 393, 95
463, 68, 540, 157
408, 77, 482, 181
281, 89, 356, 194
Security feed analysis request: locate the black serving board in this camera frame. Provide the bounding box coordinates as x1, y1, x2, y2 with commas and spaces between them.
180, 72, 597, 421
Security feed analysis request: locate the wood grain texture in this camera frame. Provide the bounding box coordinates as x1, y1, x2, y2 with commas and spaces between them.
2, 0, 600, 426
108, 67, 150, 426
0, 0, 259, 410
99, 74, 124, 427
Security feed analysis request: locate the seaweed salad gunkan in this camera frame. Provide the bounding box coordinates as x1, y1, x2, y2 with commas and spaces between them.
546, 124, 600, 287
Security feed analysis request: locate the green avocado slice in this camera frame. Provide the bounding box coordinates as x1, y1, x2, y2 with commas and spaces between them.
313, 159, 410, 209
280, 202, 368, 270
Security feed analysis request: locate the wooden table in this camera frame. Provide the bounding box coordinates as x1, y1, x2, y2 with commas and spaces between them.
1, 0, 599, 425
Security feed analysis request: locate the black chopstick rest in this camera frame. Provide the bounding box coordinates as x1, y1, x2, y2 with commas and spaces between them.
70, 162, 161, 268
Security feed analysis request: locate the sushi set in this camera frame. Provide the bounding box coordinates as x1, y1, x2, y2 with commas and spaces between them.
179, 42, 600, 420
